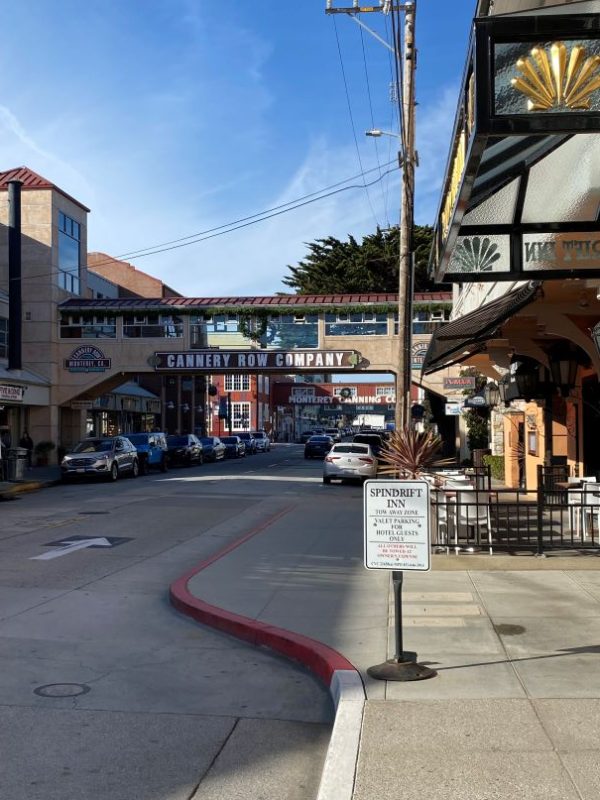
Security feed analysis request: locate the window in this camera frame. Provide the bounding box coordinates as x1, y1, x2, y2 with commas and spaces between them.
225, 374, 250, 392
375, 387, 391, 397
232, 402, 251, 430
0, 317, 7, 358
58, 211, 81, 294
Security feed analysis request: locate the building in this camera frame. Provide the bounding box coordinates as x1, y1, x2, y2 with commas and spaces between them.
423, 0, 600, 488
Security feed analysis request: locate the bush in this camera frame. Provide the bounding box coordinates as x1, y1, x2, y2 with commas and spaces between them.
483, 454, 505, 481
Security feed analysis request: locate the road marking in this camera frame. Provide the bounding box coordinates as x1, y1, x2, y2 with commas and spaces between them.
31, 537, 113, 560
163, 475, 320, 483
404, 618, 467, 627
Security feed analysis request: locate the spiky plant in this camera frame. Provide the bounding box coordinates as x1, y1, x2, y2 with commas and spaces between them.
378, 428, 446, 479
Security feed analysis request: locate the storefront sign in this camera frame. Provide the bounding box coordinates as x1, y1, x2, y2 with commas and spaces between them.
287, 393, 395, 405
443, 376, 476, 391
445, 402, 463, 416
363, 479, 431, 571
0, 384, 24, 402
65, 346, 111, 373
154, 349, 361, 371
70, 400, 94, 410
523, 234, 600, 270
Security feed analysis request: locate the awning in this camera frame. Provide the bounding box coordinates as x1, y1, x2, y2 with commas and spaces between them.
422, 281, 541, 374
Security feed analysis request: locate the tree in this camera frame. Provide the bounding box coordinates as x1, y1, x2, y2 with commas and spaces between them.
281, 225, 440, 295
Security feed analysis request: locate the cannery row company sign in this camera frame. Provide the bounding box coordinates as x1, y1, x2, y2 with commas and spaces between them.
152, 349, 362, 372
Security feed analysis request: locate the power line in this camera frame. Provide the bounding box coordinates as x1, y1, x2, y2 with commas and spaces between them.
332, 15, 381, 230
10, 164, 399, 285
359, 16, 390, 228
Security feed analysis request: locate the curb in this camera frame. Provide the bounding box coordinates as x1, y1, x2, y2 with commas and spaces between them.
169, 512, 367, 800
0, 478, 60, 500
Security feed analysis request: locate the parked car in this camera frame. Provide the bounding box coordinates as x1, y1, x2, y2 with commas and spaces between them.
251, 430, 271, 452
304, 435, 334, 459
199, 436, 226, 462
61, 436, 139, 481
237, 431, 257, 454
353, 432, 385, 458
166, 434, 203, 466
221, 435, 246, 458
323, 442, 378, 484
126, 432, 169, 474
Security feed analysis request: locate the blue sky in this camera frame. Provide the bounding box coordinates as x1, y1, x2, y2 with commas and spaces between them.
0, 0, 474, 297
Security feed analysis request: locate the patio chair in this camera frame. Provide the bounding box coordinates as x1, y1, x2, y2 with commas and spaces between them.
582, 485, 600, 540
454, 490, 493, 555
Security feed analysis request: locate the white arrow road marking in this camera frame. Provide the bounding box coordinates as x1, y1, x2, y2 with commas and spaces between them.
31, 537, 113, 561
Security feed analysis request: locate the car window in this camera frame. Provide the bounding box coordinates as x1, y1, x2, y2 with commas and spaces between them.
309, 436, 331, 442
167, 436, 188, 446
332, 444, 370, 454
73, 439, 113, 453
221, 437, 238, 443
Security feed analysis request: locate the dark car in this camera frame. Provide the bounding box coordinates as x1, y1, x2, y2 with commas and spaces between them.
237, 431, 257, 454
199, 436, 226, 462
126, 432, 169, 474
299, 430, 316, 444
221, 435, 246, 458
61, 436, 139, 481
166, 434, 203, 466
353, 433, 385, 458
304, 435, 334, 459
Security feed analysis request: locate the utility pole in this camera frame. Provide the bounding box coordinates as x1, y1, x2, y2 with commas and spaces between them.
396, 1, 416, 432
326, 1, 417, 432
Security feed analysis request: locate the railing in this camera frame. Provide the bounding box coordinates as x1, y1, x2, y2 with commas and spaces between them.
60, 322, 116, 339
430, 482, 600, 554
123, 322, 183, 338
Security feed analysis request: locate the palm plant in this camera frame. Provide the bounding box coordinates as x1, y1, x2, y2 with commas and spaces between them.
378, 428, 447, 479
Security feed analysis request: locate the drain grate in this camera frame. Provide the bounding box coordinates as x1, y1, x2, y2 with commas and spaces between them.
34, 683, 91, 698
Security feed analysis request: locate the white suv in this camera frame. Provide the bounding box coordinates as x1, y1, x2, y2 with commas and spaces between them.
251, 431, 271, 452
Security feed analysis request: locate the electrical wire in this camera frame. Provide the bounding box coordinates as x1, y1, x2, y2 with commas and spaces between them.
358, 16, 390, 229
9, 164, 400, 286
332, 15, 381, 230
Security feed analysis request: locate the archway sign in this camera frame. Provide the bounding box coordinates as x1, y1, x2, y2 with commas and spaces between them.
363, 478, 436, 682
153, 349, 363, 371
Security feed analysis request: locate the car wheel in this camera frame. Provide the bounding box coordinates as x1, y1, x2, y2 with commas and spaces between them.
109, 462, 119, 481
131, 459, 139, 478
323, 476, 332, 484
160, 456, 168, 472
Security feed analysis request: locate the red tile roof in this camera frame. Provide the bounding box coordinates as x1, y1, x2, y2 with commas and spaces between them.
0, 166, 90, 211
60, 291, 452, 312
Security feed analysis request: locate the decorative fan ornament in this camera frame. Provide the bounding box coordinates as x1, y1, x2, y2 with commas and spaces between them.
511, 42, 600, 111
451, 237, 501, 273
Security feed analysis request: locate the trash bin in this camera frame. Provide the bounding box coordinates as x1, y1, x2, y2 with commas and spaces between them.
7, 447, 28, 482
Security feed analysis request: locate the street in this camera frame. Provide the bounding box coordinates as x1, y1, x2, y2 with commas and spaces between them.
0, 444, 355, 800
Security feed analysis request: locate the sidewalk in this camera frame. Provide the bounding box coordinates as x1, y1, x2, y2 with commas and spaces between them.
171, 508, 600, 800
0, 464, 61, 499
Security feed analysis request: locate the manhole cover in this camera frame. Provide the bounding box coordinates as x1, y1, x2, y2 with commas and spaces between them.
34, 683, 91, 698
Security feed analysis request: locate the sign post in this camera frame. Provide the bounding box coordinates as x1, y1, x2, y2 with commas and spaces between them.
364, 479, 437, 681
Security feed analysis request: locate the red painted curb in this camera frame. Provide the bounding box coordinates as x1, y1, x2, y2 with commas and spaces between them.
169, 506, 358, 687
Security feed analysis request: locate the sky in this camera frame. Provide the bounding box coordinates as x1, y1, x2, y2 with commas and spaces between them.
0, 0, 475, 298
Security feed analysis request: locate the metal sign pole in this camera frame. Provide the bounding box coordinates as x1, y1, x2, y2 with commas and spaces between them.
364, 479, 436, 681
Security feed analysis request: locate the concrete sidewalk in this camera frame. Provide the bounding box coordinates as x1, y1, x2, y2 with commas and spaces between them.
0, 464, 61, 499
171, 511, 600, 800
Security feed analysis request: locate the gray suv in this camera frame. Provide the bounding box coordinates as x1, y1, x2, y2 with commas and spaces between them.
61, 436, 139, 481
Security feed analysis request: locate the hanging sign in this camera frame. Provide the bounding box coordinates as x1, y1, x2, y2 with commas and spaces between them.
0, 384, 25, 402
154, 349, 362, 371
364, 479, 431, 571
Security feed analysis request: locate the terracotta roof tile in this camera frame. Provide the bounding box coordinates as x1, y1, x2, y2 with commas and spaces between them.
0, 166, 90, 211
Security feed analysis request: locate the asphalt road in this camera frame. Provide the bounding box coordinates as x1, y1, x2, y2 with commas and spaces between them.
0, 443, 357, 800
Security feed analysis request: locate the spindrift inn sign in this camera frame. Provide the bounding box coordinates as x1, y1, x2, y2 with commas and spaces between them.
152, 349, 362, 372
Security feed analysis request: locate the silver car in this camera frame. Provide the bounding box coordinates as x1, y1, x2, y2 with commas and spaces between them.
251, 431, 271, 452
323, 442, 378, 484
61, 436, 139, 481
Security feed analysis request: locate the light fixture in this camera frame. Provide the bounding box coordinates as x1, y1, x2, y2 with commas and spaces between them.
166, 401, 175, 411
182, 403, 190, 413
509, 355, 544, 401
592, 321, 600, 355
483, 382, 501, 408
547, 341, 581, 397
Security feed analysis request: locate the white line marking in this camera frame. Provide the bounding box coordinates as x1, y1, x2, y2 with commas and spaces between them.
31, 537, 112, 561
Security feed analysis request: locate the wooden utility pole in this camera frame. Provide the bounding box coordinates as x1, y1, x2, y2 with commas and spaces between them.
395, 1, 416, 433
325, 2, 417, 432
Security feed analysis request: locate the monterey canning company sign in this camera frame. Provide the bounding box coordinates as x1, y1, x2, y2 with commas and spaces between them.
153, 349, 362, 371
